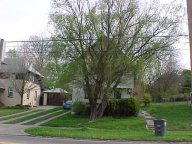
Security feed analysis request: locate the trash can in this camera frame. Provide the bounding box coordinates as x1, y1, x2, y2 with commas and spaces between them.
154, 119, 166, 136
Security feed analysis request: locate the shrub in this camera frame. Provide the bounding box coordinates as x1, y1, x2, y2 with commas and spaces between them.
2, 104, 30, 109
104, 97, 140, 117
143, 93, 152, 107
127, 97, 141, 116
72, 100, 86, 115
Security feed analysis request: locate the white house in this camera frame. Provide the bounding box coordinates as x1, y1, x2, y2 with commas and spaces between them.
72, 74, 134, 103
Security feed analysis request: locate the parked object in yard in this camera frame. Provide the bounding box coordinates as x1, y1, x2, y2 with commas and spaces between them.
63, 100, 72, 109
154, 119, 166, 136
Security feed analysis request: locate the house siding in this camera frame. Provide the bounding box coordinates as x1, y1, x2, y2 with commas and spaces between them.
22, 82, 41, 107
0, 79, 41, 106
72, 86, 88, 102
112, 88, 132, 99
72, 86, 101, 103
72, 87, 133, 103
0, 79, 21, 106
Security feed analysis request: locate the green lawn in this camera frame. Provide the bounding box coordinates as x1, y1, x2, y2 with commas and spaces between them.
42, 114, 145, 131
0, 109, 42, 121
147, 102, 192, 130
26, 127, 192, 141
26, 102, 192, 141
0, 108, 26, 117
5, 108, 62, 124
23, 110, 66, 125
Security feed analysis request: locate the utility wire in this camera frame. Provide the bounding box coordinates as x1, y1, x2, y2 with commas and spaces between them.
6, 35, 189, 43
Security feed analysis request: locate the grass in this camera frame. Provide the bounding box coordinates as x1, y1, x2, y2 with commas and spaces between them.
42, 114, 145, 131
23, 110, 66, 125
0, 109, 42, 121
5, 108, 62, 124
147, 102, 192, 130
25, 102, 192, 141
0, 108, 26, 117
26, 127, 192, 141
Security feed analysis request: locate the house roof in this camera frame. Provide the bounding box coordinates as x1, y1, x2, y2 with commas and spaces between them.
28, 65, 44, 78
0, 58, 43, 77
43, 88, 69, 94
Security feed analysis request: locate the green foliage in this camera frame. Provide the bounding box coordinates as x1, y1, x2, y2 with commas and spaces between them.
49, 0, 182, 119
143, 93, 152, 107
72, 100, 86, 115
3, 104, 30, 109
147, 103, 192, 131
6, 49, 18, 58
180, 69, 191, 93
26, 126, 192, 141
104, 97, 140, 117
0, 109, 26, 117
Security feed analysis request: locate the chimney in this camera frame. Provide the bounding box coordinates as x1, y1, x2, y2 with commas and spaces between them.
0, 38, 5, 62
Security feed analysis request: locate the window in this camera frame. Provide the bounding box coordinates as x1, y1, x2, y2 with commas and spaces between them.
114, 90, 121, 99
29, 74, 34, 82
8, 87, 13, 97
127, 88, 133, 95
27, 90, 30, 99
35, 91, 38, 100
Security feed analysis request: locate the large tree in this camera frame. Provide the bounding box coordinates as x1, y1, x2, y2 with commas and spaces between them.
147, 53, 182, 101
18, 35, 50, 89
50, 0, 183, 120
19, 35, 49, 74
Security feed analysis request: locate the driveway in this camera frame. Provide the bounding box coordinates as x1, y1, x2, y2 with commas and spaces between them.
0, 124, 32, 135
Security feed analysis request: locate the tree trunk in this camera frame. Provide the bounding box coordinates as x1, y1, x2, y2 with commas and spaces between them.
21, 79, 25, 105
20, 95, 23, 105
97, 95, 108, 118
90, 102, 97, 121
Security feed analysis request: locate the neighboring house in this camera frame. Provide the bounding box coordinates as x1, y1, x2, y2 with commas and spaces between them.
42, 88, 69, 106
0, 58, 43, 107
0, 39, 43, 106
72, 73, 134, 103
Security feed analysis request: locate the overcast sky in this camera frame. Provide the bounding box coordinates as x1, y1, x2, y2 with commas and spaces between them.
0, 0, 51, 40
0, 0, 190, 69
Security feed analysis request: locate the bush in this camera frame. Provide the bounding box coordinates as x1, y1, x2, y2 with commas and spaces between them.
127, 97, 141, 116
72, 100, 86, 115
143, 93, 152, 107
104, 97, 140, 117
2, 104, 30, 109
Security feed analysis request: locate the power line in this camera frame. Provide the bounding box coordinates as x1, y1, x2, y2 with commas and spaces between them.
4, 48, 190, 54
6, 35, 189, 43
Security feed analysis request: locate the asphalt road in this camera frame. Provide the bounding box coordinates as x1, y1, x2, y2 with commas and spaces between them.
0, 135, 191, 144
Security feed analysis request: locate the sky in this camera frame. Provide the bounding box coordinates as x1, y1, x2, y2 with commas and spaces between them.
0, 0, 190, 69
0, 0, 51, 40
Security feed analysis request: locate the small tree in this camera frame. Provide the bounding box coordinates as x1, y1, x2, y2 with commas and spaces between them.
8, 58, 36, 105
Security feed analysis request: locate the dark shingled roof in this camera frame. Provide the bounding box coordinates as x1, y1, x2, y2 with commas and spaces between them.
0, 58, 43, 77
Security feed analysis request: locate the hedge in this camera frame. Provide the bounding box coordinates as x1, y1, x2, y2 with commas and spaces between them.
104, 97, 140, 117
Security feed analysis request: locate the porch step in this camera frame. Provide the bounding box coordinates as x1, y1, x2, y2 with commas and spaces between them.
144, 111, 155, 130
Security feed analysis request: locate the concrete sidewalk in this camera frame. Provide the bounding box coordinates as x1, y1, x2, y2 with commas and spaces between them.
36, 106, 60, 110
0, 124, 33, 135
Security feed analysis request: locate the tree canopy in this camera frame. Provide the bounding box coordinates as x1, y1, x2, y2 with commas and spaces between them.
49, 0, 183, 120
